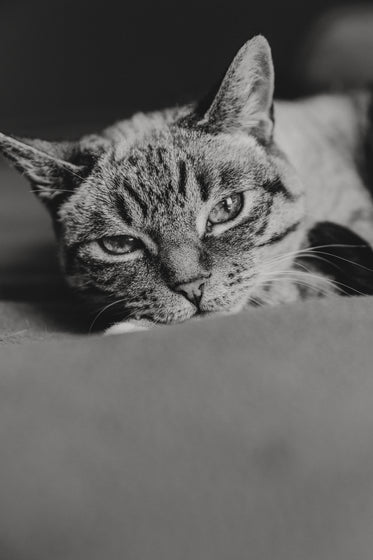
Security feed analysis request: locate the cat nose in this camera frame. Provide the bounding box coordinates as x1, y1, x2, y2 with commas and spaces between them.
173, 275, 210, 306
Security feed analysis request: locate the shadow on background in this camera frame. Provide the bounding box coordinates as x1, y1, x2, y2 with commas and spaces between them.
0, 0, 361, 137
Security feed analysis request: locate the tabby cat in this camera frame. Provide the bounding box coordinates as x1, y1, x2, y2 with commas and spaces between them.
1, 35, 373, 334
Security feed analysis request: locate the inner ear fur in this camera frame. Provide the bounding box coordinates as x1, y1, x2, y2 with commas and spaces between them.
0, 132, 106, 211
180, 35, 275, 143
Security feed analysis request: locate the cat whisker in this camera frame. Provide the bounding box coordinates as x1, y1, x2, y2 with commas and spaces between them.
29, 188, 77, 194
255, 269, 369, 297
256, 269, 335, 287
89, 298, 128, 332
258, 243, 368, 271
246, 295, 265, 307
248, 242, 373, 298
294, 254, 344, 273
259, 279, 336, 298
297, 250, 373, 274
256, 274, 337, 298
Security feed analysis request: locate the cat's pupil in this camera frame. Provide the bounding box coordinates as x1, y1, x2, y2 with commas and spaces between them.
208, 193, 243, 225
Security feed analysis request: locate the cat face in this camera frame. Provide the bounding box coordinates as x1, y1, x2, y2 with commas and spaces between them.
59, 128, 304, 325
0, 36, 306, 328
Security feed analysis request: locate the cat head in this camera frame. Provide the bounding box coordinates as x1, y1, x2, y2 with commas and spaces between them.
0, 36, 305, 328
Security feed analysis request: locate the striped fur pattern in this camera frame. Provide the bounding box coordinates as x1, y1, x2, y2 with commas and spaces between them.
1, 36, 373, 332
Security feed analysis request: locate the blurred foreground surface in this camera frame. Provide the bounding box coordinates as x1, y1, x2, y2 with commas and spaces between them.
2, 156, 373, 559
1, 295, 373, 559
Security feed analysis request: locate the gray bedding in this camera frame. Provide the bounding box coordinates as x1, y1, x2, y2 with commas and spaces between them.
2, 162, 373, 559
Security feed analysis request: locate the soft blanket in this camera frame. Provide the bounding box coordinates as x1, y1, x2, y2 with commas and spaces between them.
2, 162, 373, 560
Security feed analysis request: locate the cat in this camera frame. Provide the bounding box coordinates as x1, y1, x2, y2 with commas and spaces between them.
1, 35, 373, 334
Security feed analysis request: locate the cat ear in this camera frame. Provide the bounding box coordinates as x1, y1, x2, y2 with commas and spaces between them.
193, 35, 275, 142
0, 132, 101, 211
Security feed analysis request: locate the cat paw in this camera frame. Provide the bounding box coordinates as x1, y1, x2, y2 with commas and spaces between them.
104, 320, 152, 336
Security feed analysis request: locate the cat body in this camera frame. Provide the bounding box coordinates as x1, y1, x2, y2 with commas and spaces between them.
275, 93, 373, 244
1, 36, 373, 333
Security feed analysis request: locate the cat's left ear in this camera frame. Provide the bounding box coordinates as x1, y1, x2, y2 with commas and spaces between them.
192, 35, 275, 143
0, 132, 103, 211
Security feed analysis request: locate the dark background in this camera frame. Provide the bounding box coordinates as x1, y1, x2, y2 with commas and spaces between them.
0, 0, 364, 138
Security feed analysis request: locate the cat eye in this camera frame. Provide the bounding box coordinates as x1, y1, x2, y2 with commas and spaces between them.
99, 235, 143, 255
207, 193, 244, 227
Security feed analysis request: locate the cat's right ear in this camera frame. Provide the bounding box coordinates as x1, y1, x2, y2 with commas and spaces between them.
182, 35, 275, 143
0, 132, 106, 212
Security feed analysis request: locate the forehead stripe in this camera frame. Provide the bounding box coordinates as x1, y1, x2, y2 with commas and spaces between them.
178, 160, 188, 198
255, 220, 301, 247
263, 178, 295, 201
114, 191, 134, 225
122, 180, 149, 219
196, 172, 210, 201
